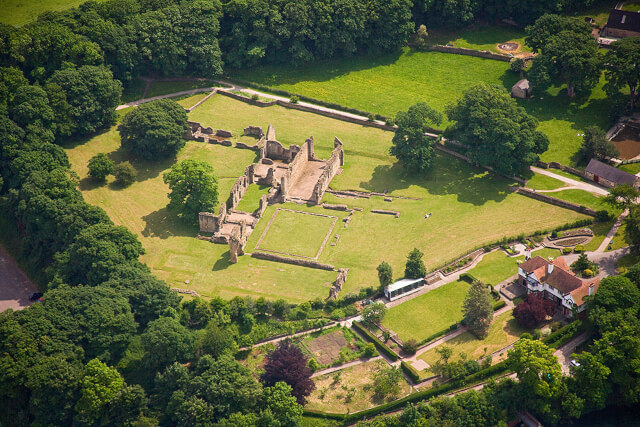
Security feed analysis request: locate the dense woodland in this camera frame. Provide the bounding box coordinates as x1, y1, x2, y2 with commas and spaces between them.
0, 0, 638, 425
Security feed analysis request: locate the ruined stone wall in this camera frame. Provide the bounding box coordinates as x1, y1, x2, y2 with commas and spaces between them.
228, 173, 250, 210
287, 138, 314, 187
311, 138, 344, 204
198, 203, 227, 233
244, 126, 264, 138
424, 45, 512, 61
515, 187, 598, 217
265, 139, 301, 161
266, 123, 276, 141
252, 251, 335, 270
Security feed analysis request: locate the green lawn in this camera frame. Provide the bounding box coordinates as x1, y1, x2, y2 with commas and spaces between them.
0, 0, 104, 26
583, 221, 614, 252
467, 247, 560, 287
607, 223, 632, 251
255, 208, 337, 259
235, 184, 270, 213
67, 93, 591, 301
121, 79, 147, 103
544, 189, 617, 214
621, 1, 640, 12
233, 49, 619, 166
417, 310, 525, 375
383, 281, 471, 342
429, 23, 528, 53
618, 163, 640, 174
526, 173, 567, 191
146, 80, 216, 98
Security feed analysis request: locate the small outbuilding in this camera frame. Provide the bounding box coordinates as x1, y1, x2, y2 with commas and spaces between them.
585, 158, 640, 188
511, 79, 531, 99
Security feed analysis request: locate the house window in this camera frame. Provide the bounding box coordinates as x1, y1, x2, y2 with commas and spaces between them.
622, 15, 627, 24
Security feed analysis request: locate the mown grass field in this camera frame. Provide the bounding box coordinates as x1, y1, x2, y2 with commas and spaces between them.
383, 281, 471, 342
417, 309, 525, 375
0, 0, 104, 26
255, 209, 337, 259
234, 49, 619, 166
68, 93, 591, 301
429, 23, 527, 53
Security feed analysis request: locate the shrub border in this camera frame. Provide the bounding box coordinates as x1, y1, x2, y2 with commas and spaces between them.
352, 321, 400, 361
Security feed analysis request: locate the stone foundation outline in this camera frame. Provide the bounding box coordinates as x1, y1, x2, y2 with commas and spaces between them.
253, 208, 338, 260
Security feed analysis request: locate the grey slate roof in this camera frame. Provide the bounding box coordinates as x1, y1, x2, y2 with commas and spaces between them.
606, 9, 640, 32
514, 79, 530, 90
585, 158, 637, 185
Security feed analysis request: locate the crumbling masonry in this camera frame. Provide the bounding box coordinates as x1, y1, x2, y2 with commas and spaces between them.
194, 123, 344, 265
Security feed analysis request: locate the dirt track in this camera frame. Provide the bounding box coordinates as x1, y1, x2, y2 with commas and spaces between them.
0, 244, 38, 312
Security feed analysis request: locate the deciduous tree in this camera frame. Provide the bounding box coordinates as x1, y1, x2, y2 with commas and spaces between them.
141, 316, 194, 372
261, 340, 314, 404
361, 302, 387, 328
513, 294, 555, 328
390, 102, 442, 172
163, 159, 218, 224
604, 37, 640, 109
579, 126, 619, 163
377, 261, 393, 290
113, 161, 137, 186
446, 83, 549, 176
604, 184, 638, 210
88, 153, 115, 181
119, 99, 188, 160
525, 14, 591, 52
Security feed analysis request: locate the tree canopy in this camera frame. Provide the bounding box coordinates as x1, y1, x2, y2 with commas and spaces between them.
261, 340, 315, 404
405, 247, 427, 279
579, 126, 619, 163
119, 99, 188, 160
390, 102, 442, 172
163, 159, 218, 223
604, 37, 640, 109
462, 281, 493, 338
446, 83, 549, 176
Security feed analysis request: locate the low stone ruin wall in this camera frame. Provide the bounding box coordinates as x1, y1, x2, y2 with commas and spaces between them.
424, 45, 511, 61
244, 126, 264, 138
265, 139, 301, 161
199, 203, 227, 233
228, 169, 251, 210
371, 209, 400, 218
515, 187, 598, 217
251, 251, 335, 271
311, 138, 344, 203
328, 268, 348, 300
186, 89, 217, 112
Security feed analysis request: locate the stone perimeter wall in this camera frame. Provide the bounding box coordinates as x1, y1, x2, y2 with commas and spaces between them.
251, 251, 335, 271
424, 45, 512, 61
515, 187, 598, 217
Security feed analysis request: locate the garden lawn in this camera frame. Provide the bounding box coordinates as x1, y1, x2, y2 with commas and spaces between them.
382, 281, 471, 343
618, 163, 640, 174
526, 173, 568, 191
468, 247, 560, 287
417, 310, 525, 375
428, 23, 528, 53
234, 49, 619, 166
235, 184, 270, 213
544, 189, 617, 214
582, 221, 614, 252
0, 0, 105, 26
305, 360, 412, 413
606, 223, 632, 251
255, 209, 337, 259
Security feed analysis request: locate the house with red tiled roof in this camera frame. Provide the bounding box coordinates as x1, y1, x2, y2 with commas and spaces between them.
517, 255, 598, 317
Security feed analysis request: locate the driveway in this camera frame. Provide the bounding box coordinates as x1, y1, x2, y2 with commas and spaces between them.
530, 166, 609, 196
0, 244, 39, 312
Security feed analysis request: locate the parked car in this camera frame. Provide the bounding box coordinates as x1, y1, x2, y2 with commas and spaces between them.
29, 292, 43, 301
570, 359, 581, 368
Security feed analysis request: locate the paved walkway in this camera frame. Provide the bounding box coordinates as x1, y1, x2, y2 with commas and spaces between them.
0, 244, 39, 312
555, 332, 590, 375
116, 87, 216, 110
595, 210, 628, 253
530, 166, 609, 196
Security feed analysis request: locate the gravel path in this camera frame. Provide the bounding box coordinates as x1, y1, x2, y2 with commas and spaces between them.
530, 166, 609, 196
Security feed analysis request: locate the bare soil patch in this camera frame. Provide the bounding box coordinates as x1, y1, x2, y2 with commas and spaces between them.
496, 42, 520, 53
612, 124, 640, 160
303, 330, 349, 365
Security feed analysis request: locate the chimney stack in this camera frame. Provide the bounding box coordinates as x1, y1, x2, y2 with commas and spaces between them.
588, 284, 594, 296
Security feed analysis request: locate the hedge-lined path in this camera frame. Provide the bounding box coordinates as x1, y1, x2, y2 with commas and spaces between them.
595, 210, 628, 253
530, 166, 609, 196
310, 355, 383, 378
555, 332, 590, 375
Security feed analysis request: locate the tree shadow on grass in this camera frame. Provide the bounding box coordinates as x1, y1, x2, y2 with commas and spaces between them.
360, 155, 512, 205
78, 177, 106, 191
213, 251, 232, 271
142, 207, 196, 239
107, 146, 178, 183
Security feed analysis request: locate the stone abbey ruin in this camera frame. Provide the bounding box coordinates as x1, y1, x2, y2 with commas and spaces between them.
193, 122, 345, 264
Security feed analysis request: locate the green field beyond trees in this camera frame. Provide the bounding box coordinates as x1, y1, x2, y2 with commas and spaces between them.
234, 49, 617, 166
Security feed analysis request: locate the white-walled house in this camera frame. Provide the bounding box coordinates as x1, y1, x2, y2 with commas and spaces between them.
517, 256, 598, 316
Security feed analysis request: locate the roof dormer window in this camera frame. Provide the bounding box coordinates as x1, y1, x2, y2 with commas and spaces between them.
622, 14, 627, 24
